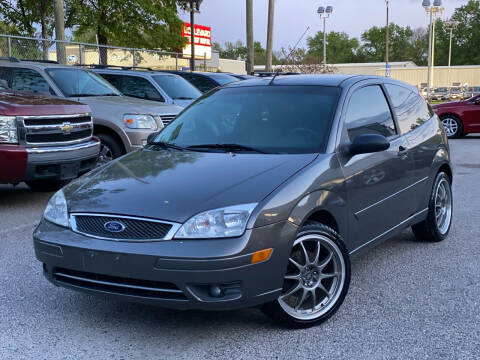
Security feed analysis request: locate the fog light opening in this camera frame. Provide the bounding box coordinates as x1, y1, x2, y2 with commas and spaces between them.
209, 285, 224, 298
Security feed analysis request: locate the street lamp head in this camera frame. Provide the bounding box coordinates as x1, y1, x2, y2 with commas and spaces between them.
422, 0, 431, 7
326, 6, 333, 14
433, 0, 442, 7
317, 6, 325, 14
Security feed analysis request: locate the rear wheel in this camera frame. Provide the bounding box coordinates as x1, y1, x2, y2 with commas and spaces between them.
26, 179, 69, 192
412, 172, 453, 242
262, 223, 350, 328
96, 133, 125, 166
440, 115, 463, 139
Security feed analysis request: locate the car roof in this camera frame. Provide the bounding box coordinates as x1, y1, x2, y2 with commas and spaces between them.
223, 74, 377, 88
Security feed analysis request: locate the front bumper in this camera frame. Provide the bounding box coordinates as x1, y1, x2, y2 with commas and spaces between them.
33, 219, 297, 310
24, 139, 100, 181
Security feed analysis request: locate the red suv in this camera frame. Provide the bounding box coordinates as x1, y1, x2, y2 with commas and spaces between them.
0, 90, 100, 191
433, 95, 480, 138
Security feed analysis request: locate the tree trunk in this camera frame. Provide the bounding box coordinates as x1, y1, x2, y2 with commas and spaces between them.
97, 31, 108, 65
40, 0, 49, 60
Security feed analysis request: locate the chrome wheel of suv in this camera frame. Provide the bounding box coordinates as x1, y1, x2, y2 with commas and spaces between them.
278, 233, 346, 321
435, 178, 452, 235
97, 143, 113, 166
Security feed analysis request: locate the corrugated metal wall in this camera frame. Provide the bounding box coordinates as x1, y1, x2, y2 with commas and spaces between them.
375, 66, 480, 87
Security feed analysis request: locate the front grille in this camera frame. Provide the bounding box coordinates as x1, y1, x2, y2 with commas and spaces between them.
53, 267, 187, 300
72, 214, 173, 241
24, 116, 91, 126
22, 114, 93, 145
160, 115, 176, 127
26, 129, 92, 144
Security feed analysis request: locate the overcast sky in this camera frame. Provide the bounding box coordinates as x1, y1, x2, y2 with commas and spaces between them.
180, 0, 469, 50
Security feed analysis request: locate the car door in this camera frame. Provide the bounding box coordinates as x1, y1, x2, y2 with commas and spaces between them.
460, 96, 480, 133
384, 84, 438, 215
338, 83, 414, 251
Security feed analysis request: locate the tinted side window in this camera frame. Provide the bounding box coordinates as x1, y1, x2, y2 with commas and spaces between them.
182, 74, 216, 93
99, 73, 123, 90
0, 67, 53, 94
118, 75, 164, 102
345, 85, 396, 141
385, 84, 432, 134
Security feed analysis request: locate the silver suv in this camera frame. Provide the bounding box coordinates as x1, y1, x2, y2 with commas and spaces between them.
89, 66, 202, 108
0, 59, 182, 164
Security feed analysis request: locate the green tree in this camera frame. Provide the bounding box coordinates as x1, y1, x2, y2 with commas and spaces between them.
307, 31, 360, 64
66, 0, 186, 64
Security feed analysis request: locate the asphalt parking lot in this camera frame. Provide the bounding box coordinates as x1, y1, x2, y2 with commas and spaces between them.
1, 137, 479, 360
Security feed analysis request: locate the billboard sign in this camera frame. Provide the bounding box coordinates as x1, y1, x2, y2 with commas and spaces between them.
182, 23, 212, 60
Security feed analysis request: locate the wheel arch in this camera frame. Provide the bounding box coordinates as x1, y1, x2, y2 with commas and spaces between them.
94, 124, 128, 153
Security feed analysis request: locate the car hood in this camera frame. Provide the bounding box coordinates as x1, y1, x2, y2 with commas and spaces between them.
65, 149, 317, 223
432, 100, 468, 109
75, 95, 183, 116
172, 98, 195, 108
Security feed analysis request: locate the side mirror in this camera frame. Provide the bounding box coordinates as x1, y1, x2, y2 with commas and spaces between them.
0, 79, 8, 89
474, 98, 480, 105
146, 132, 158, 144
348, 134, 390, 156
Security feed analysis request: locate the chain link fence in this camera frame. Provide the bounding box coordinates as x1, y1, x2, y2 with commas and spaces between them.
0, 34, 214, 71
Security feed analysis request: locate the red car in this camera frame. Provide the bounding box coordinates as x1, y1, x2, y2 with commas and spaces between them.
432, 95, 480, 138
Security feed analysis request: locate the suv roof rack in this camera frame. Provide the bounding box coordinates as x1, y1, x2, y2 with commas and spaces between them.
78, 64, 155, 71
0, 57, 59, 64
0, 56, 21, 62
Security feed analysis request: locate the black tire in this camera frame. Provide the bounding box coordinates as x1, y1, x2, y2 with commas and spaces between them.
261, 222, 351, 328
96, 132, 125, 166
412, 172, 453, 242
440, 115, 463, 139
26, 179, 69, 192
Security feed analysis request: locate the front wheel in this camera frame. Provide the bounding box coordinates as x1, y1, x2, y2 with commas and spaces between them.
262, 223, 351, 328
412, 171, 453, 242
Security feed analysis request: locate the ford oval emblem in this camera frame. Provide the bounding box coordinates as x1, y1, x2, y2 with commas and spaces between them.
104, 221, 126, 233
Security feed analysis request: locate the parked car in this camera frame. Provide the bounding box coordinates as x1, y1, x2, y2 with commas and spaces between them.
432, 94, 480, 138
160, 71, 238, 93
0, 89, 99, 191
34, 75, 452, 328
449, 86, 465, 100
89, 66, 202, 108
430, 87, 450, 101
0, 59, 182, 164
464, 86, 480, 99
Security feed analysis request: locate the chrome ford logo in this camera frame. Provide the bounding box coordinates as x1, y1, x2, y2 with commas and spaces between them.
104, 221, 126, 233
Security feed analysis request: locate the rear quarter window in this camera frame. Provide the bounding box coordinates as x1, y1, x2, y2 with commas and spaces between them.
385, 84, 432, 134
0, 66, 53, 95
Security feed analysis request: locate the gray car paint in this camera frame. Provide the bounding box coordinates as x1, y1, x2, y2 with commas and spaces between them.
33, 75, 452, 311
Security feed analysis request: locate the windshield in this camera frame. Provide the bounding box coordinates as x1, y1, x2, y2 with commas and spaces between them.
207, 73, 239, 86
152, 74, 201, 100
153, 86, 340, 154
451, 87, 461, 92
435, 87, 448, 92
46, 68, 121, 97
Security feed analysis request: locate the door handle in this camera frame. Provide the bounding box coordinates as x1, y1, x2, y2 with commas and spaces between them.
398, 146, 409, 157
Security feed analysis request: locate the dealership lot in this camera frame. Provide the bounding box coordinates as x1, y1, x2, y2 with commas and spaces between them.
1, 138, 479, 359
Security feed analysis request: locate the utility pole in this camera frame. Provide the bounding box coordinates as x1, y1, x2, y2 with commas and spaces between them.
317, 6, 333, 69
385, 0, 390, 77
266, 0, 275, 72
423, 0, 443, 101
54, 0, 66, 64
246, 0, 254, 74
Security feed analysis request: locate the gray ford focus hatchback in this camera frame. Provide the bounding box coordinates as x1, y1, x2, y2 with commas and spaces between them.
34, 75, 453, 327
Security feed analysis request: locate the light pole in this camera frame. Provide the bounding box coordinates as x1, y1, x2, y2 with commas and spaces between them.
385, 0, 390, 77
445, 20, 459, 68
423, 0, 444, 101
179, 0, 203, 72
317, 6, 333, 68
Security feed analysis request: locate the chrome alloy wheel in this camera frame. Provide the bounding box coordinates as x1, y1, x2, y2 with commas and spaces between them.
434, 178, 452, 235
441, 117, 459, 137
278, 234, 346, 320
97, 143, 113, 166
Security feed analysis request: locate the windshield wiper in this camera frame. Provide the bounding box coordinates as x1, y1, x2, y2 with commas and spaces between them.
100, 93, 120, 96
174, 97, 195, 100
149, 141, 185, 151
185, 143, 268, 154
68, 93, 98, 97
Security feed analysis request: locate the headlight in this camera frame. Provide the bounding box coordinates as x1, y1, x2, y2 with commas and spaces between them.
123, 114, 157, 130
0, 116, 17, 143
44, 190, 69, 227
175, 203, 258, 239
